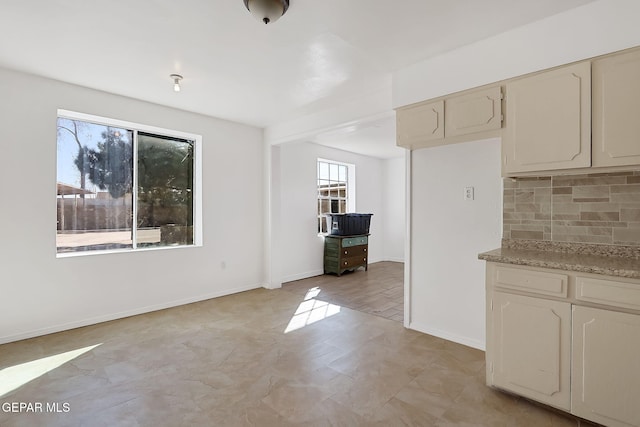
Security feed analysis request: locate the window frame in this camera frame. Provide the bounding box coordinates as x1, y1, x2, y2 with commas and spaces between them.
317, 158, 356, 235
56, 109, 203, 257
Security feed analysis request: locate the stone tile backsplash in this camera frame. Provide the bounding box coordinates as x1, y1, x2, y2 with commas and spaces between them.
503, 171, 640, 246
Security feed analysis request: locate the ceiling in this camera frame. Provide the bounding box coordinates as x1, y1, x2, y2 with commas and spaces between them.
1, 0, 595, 158
312, 115, 402, 159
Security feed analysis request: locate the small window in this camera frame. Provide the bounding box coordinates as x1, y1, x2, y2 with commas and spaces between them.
56, 111, 201, 255
317, 159, 354, 233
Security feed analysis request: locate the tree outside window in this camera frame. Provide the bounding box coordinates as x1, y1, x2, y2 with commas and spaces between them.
56, 114, 197, 254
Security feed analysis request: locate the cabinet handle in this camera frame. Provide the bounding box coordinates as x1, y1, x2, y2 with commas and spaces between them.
344, 251, 348, 255
364, 248, 367, 252
344, 261, 347, 265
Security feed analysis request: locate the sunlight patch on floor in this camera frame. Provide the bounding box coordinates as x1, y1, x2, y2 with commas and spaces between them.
0, 344, 101, 397
284, 287, 341, 333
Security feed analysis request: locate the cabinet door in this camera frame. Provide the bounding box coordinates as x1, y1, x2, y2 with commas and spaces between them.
572, 306, 640, 427
490, 292, 571, 410
593, 48, 640, 167
396, 100, 444, 149
503, 62, 591, 174
445, 86, 502, 137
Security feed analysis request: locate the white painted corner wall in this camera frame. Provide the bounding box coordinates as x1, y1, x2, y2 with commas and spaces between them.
382, 157, 405, 262
0, 68, 265, 344
409, 139, 502, 350
272, 142, 405, 286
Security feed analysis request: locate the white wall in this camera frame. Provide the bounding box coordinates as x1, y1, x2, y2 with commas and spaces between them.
275, 142, 386, 284
393, 0, 640, 108
0, 68, 264, 344
410, 139, 502, 350
382, 157, 405, 262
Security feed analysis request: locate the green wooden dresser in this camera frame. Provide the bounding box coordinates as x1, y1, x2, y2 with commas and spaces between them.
324, 234, 369, 276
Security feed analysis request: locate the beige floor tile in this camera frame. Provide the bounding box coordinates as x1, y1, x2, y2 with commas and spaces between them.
0, 262, 590, 426
283, 261, 404, 323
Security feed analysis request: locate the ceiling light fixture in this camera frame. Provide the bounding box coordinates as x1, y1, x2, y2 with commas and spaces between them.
243, 0, 289, 25
170, 74, 183, 92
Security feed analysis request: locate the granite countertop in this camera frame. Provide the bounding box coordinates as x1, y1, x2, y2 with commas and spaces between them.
478, 240, 640, 279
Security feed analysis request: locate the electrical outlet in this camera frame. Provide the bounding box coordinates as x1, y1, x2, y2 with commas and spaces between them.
464, 186, 474, 201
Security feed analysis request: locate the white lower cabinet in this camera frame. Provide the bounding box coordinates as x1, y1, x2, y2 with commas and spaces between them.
486, 263, 640, 426
572, 306, 640, 427
491, 292, 571, 410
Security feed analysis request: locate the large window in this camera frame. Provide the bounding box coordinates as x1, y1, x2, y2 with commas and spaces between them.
56, 110, 201, 255
317, 159, 354, 233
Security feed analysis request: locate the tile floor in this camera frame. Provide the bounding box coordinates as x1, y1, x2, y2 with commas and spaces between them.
0, 263, 597, 426
283, 261, 404, 323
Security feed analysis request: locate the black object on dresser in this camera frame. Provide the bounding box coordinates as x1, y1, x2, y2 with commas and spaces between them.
324, 234, 369, 276
326, 213, 373, 236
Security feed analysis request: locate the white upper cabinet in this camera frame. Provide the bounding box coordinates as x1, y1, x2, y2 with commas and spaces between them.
396, 86, 503, 150
445, 86, 502, 137
397, 46, 640, 172
503, 61, 591, 175
396, 99, 444, 149
592, 48, 640, 167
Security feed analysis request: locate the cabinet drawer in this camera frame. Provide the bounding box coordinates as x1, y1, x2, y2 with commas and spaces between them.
342, 256, 367, 269
341, 245, 367, 257
495, 266, 568, 297
342, 236, 368, 247
576, 277, 640, 311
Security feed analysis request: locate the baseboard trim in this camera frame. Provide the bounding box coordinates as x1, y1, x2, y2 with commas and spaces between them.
0, 283, 261, 345
280, 269, 324, 285
409, 321, 485, 351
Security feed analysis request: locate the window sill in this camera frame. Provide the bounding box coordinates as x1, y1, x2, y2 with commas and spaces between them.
56, 242, 203, 259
